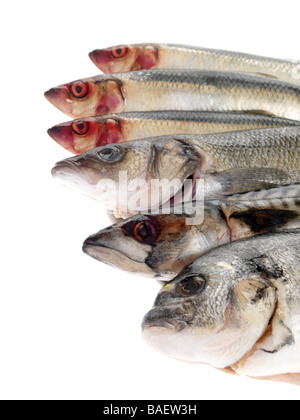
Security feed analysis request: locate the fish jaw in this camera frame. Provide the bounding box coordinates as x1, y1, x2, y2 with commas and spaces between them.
89, 44, 158, 73
48, 123, 80, 154
45, 77, 125, 118
44, 85, 74, 117
48, 118, 123, 154
82, 225, 155, 277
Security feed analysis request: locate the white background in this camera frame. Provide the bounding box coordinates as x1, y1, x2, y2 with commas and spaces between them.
1, 0, 300, 400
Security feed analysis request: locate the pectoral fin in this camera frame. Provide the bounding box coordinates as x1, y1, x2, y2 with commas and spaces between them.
262, 313, 294, 354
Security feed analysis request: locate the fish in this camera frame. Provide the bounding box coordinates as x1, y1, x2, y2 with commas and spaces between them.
142, 229, 300, 382
89, 43, 300, 86
51, 127, 300, 216
47, 111, 300, 155
44, 69, 300, 119
82, 190, 300, 279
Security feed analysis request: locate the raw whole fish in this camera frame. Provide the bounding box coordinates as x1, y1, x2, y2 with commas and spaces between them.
48, 111, 300, 155
89, 43, 300, 87
44, 70, 300, 119
142, 229, 300, 382
83, 189, 300, 279
51, 127, 300, 216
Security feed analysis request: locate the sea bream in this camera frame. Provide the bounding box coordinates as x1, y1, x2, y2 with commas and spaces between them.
142, 229, 300, 383
44, 69, 300, 119
89, 43, 300, 86
83, 189, 300, 279
51, 127, 300, 216
47, 111, 300, 155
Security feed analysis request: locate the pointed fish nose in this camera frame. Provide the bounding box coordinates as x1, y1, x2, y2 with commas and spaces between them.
88, 49, 111, 72
47, 126, 61, 141
83, 228, 113, 249
82, 235, 100, 250
44, 87, 60, 102
44, 85, 74, 117
47, 124, 77, 154
89, 50, 100, 66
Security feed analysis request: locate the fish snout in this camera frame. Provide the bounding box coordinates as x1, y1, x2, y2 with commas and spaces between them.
89, 50, 111, 72
51, 156, 84, 180
82, 228, 114, 251
142, 305, 187, 332
47, 124, 77, 154
44, 85, 74, 117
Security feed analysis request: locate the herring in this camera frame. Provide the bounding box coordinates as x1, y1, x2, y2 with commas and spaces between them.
89, 43, 300, 86
44, 69, 300, 119
47, 111, 300, 155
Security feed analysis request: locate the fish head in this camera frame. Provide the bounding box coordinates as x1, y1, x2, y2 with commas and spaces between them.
47, 117, 123, 154
51, 136, 201, 214
82, 202, 230, 279
44, 76, 125, 118
142, 252, 277, 368
89, 44, 158, 73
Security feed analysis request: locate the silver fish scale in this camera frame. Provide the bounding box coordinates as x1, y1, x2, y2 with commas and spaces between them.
191, 127, 300, 170
111, 111, 300, 125
125, 69, 300, 92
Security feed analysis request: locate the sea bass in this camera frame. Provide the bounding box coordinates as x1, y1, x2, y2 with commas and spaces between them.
89, 43, 300, 86
83, 192, 300, 279
44, 70, 300, 119
142, 229, 300, 382
47, 111, 300, 155
51, 127, 300, 216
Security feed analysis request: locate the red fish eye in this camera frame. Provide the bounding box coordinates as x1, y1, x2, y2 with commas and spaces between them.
111, 46, 128, 59
71, 121, 90, 135
133, 221, 156, 243
70, 81, 89, 98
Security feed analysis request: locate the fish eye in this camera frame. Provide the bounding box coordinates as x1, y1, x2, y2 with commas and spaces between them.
111, 46, 128, 59
71, 121, 90, 135
177, 276, 206, 296
70, 81, 89, 98
133, 221, 156, 243
97, 146, 123, 162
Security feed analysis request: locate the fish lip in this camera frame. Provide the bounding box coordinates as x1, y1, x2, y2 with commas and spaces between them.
88, 50, 99, 67
82, 239, 154, 273
47, 126, 64, 144
142, 307, 188, 332
88, 49, 111, 72
44, 87, 57, 103
47, 125, 77, 154
141, 321, 177, 331
44, 86, 73, 117
51, 159, 81, 177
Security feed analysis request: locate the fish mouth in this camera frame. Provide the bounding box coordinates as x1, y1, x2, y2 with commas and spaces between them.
51, 159, 81, 177
47, 125, 76, 154
142, 306, 189, 332
89, 49, 111, 73
82, 236, 155, 276
44, 85, 73, 117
